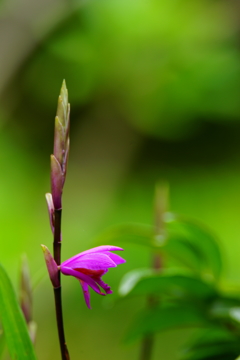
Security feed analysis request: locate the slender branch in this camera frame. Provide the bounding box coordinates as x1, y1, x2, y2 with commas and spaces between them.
53, 208, 70, 360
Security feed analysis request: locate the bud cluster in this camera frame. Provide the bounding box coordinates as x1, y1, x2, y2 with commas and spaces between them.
49, 80, 70, 212
46, 80, 70, 233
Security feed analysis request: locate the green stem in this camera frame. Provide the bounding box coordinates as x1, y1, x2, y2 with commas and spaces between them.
140, 335, 154, 360
139, 254, 162, 360
53, 209, 70, 360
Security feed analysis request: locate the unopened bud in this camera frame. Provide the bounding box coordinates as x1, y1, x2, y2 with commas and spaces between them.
54, 116, 65, 165
45, 193, 55, 233
50, 155, 63, 210
41, 245, 60, 288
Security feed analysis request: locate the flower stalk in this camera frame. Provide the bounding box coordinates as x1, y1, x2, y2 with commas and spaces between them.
44, 80, 70, 360
52, 208, 69, 360
42, 81, 125, 359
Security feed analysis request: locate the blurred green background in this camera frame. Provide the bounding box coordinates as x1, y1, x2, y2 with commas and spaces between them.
1, 0, 240, 358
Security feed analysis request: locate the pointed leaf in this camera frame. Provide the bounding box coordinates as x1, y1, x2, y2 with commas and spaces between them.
165, 215, 222, 279
0, 263, 37, 359
162, 236, 203, 271
97, 216, 222, 280
181, 328, 240, 360
119, 269, 217, 300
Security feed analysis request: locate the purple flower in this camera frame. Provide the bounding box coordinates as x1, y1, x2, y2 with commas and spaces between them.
60, 246, 126, 309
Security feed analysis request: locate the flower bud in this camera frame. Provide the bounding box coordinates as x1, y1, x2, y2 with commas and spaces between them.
45, 193, 55, 233
41, 245, 60, 288
54, 116, 65, 165
50, 80, 70, 207
50, 155, 63, 210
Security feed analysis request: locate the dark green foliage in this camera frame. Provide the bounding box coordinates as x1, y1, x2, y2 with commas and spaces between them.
180, 328, 240, 360
165, 216, 222, 280
98, 213, 222, 279
101, 209, 240, 359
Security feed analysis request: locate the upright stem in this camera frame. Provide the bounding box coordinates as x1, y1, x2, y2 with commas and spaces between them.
139, 254, 162, 360
140, 335, 154, 360
53, 208, 70, 360
139, 184, 167, 360
54, 210, 62, 267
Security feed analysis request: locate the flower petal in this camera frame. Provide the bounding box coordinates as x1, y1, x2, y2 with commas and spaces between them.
62, 253, 117, 269
60, 266, 104, 295
102, 252, 126, 265
76, 245, 124, 257
61, 246, 124, 266
79, 281, 91, 309
96, 278, 113, 294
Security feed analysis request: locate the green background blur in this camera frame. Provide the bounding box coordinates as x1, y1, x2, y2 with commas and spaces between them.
1, 0, 240, 358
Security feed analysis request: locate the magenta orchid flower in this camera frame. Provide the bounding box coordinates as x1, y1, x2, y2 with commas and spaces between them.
60, 245, 126, 309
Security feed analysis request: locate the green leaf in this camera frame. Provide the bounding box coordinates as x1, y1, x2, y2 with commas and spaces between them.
125, 305, 208, 342
182, 344, 240, 360
119, 268, 217, 300
96, 216, 222, 280
165, 215, 222, 279
181, 328, 240, 360
209, 296, 240, 326
0, 263, 37, 360
162, 237, 203, 271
